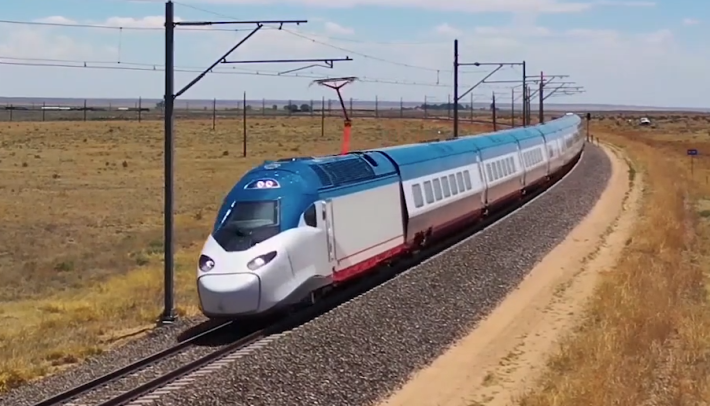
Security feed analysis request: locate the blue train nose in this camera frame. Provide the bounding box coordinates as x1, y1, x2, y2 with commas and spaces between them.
197, 273, 261, 315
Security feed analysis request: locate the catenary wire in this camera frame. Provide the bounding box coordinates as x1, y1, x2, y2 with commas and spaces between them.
0, 58, 504, 89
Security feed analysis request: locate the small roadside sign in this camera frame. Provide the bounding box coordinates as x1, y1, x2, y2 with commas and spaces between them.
688, 148, 699, 176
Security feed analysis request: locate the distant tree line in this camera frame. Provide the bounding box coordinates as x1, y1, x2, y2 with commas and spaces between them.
419, 102, 467, 110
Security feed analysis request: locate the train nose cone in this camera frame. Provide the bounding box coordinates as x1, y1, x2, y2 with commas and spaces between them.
197, 273, 261, 315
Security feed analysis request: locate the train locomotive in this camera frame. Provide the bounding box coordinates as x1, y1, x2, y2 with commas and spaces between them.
196, 113, 585, 319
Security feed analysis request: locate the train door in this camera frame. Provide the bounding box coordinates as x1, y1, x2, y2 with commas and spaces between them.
515, 141, 525, 187
314, 200, 337, 266
475, 153, 488, 206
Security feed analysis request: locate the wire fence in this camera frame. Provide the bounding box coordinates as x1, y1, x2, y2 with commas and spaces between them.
0, 94, 534, 124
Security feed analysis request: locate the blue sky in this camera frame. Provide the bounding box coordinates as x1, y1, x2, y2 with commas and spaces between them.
0, 0, 707, 107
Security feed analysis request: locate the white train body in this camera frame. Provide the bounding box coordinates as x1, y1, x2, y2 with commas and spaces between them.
197, 115, 585, 319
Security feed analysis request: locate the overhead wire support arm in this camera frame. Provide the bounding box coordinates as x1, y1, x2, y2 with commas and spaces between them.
223, 57, 352, 64
457, 64, 503, 101
452, 39, 527, 137
174, 23, 265, 98
176, 20, 307, 26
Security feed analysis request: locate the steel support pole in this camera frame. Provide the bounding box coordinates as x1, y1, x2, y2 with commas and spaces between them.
522, 61, 527, 126
453, 39, 459, 138
161, 0, 177, 324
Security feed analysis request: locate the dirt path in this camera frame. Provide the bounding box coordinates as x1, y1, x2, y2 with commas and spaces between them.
376, 145, 641, 406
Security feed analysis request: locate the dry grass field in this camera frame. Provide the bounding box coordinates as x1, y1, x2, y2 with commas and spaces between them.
0, 116, 492, 392
519, 114, 710, 405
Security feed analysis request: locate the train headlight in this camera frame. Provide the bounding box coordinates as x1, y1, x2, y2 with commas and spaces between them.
247, 251, 277, 271
199, 255, 215, 272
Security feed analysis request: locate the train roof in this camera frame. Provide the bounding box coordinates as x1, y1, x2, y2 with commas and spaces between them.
241, 151, 398, 191
226, 114, 582, 198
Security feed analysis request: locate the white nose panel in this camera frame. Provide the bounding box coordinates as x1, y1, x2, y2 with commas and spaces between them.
198, 273, 261, 315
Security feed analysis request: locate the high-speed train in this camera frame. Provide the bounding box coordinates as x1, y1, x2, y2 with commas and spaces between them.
197, 114, 585, 319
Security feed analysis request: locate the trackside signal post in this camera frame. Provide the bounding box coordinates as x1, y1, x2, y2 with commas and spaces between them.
160, 0, 352, 324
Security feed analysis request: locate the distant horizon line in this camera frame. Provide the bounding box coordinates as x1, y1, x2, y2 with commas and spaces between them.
0, 96, 707, 112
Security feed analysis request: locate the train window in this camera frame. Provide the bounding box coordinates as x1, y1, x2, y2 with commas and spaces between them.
432, 178, 443, 201
412, 184, 424, 208
441, 176, 451, 198
463, 170, 473, 190
486, 163, 493, 181
508, 157, 515, 173
303, 204, 317, 227
423, 180, 435, 204
499, 160, 506, 176
456, 172, 465, 192
491, 162, 499, 179
449, 174, 458, 195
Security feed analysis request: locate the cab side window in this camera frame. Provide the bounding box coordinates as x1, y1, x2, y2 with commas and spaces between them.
303, 204, 317, 227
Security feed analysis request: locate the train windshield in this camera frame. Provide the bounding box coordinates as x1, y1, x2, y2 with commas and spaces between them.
213, 200, 280, 251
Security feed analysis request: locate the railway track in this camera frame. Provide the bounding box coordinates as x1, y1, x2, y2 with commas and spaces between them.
31, 153, 582, 406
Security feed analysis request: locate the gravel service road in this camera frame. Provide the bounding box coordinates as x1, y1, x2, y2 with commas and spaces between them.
147, 144, 611, 406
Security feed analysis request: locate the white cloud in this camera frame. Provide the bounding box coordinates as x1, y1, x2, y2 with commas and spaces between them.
475, 25, 552, 37
179, 0, 655, 14
34, 16, 78, 25
434, 23, 462, 37
323, 22, 354, 35
101, 16, 178, 28
682, 18, 699, 26
639, 28, 672, 44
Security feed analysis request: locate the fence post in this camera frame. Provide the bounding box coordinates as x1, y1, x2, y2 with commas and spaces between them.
511, 88, 515, 127
349, 98, 353, 118
310, 99, 314, 116
83, 99, 87, 121
321, 96, 325, 138
212, 98, 216, 130
243, 92, 247, 157
42, 101, 45, 121
447, 94, 451, 119
262, 98, 265, 116
375, 96, 378, 118
138, 97, 143, 122
492, 93, 497, 131
469, 93, 473, 122
424, 96, 427, 119
400, 97, 403, 118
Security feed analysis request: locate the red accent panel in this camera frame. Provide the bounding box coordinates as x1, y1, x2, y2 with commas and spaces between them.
333, 244, 406, 282
337, 236, 403, 262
